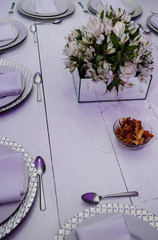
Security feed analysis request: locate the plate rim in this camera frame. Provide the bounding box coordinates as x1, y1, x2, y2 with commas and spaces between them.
21, 0, 68, 17
17, 0, 75, 20
88, 0, 143, 18
147, 14, 158, 33
0, 18, 28, 52
0, 137, 37, 239
0, 58, 33, 113
54, 203, 158, 240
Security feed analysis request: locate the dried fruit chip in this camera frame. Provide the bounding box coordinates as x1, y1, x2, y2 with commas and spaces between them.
115, 117, 154, 145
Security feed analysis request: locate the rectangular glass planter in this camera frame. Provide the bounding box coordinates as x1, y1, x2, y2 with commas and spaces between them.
72, 68, 152, 103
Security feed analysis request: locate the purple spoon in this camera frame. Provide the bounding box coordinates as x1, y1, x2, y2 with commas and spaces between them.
82, 191, 139, 205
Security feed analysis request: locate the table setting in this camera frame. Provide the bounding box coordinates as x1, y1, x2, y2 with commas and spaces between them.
17, 0, 76, 20
0, 0, 158, 239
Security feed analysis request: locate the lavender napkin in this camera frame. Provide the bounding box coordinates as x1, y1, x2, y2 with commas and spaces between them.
0, 23, 16, 42
0, 71, 22, 98
0, 153, 25, 204
150, 14, 158, 29
101, 0, 134, 14
32, 0, 58, 14
76, 214, 132, 240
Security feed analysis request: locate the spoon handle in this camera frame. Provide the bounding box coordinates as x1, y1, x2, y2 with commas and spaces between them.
33, 33, 37, 43
102, 191, 138, 199
39, 175, 46, 211
37, 84, 42, 102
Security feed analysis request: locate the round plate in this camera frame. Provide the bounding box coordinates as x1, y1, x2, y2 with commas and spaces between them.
88, 0, 143, 18
0, 144, 28, 224
21, 0, 68, 17
147, 15, 158, 33
0, 137, 37, 239
0, 59, 33, 113
54, 203, 158, 240
0, 23, 19, 48
0, 66, 25, 108
17, 0, 75, 20
0, 18, 27, 52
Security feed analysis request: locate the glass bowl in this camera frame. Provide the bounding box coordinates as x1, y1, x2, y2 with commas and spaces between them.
113, 118, 154, 150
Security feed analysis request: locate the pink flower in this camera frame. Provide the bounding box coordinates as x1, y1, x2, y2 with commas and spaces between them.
120, 62, 136, 79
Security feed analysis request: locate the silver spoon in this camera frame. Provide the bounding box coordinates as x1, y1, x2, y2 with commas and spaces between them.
30, 24, 37, 43
35, 156, 46, 211
82, 191, 139, 205
35, 19, 62, 25
34, 72, 42, 102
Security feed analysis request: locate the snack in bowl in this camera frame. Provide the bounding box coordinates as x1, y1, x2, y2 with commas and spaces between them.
113, 117, 154, 149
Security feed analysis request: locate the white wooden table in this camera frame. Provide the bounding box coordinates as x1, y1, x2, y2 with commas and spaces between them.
0, 0, 158, 239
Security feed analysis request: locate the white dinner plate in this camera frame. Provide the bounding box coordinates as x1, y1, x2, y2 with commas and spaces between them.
0, 66, 25, 108
0, 137, 37, 239
147, 14, 158, 33
21, 0, 68, 17
0, 23, 19, 48
17, 0, 75, 20
0, 18, 27, 52
0, 59, 33, 113
67, 213, 158, 240
54, 203, 158, 240
88, 0, 143, 18
0, 144, 28, 224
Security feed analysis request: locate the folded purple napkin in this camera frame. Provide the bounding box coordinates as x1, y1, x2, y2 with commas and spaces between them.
0, 71, 22, 98
150, 14, 158, 28
32, 0, 58, 14
76, 214, 132, 240
0, 23, 17, 42
0, 153, 25, 204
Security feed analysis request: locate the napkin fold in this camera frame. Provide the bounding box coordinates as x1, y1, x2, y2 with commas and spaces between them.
76, 214, 132, 240
101, 0, 134, 14
0, 71, 22, 98
32, 0, 58, 14
150, 14, 158, 29
0, 153, 25, 204
0, 23, 16, 42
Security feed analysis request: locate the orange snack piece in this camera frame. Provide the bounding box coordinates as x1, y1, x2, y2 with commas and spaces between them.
115, 117, 154, 145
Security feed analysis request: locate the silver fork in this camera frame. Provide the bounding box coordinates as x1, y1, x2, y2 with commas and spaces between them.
78, 1, 89, 13
137, 22, 151, 34
8, 2, 15, 14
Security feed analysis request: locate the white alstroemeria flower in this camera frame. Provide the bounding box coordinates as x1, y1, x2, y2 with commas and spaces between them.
82, 36, 91, 45
120, 33, 129, 44
138, 68, 151, 81
113, 21, 126, 37
107, 42, 116, 54
94, 29, 105, 44
103, 60, 111, 72
120, 62, 136, 79
128, 24, 138, 34
68, 41, 77, 51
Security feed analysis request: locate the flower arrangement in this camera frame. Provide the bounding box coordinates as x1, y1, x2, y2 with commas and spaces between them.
63, 6, 153, 93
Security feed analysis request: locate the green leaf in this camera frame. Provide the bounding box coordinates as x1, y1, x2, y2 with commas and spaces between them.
125, 45, 138, 51
95, 55, 104, 64
107, 75, 119, 92
110, 31, 119, 49
117, 51, 121, 64
100, 10, 104, 20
